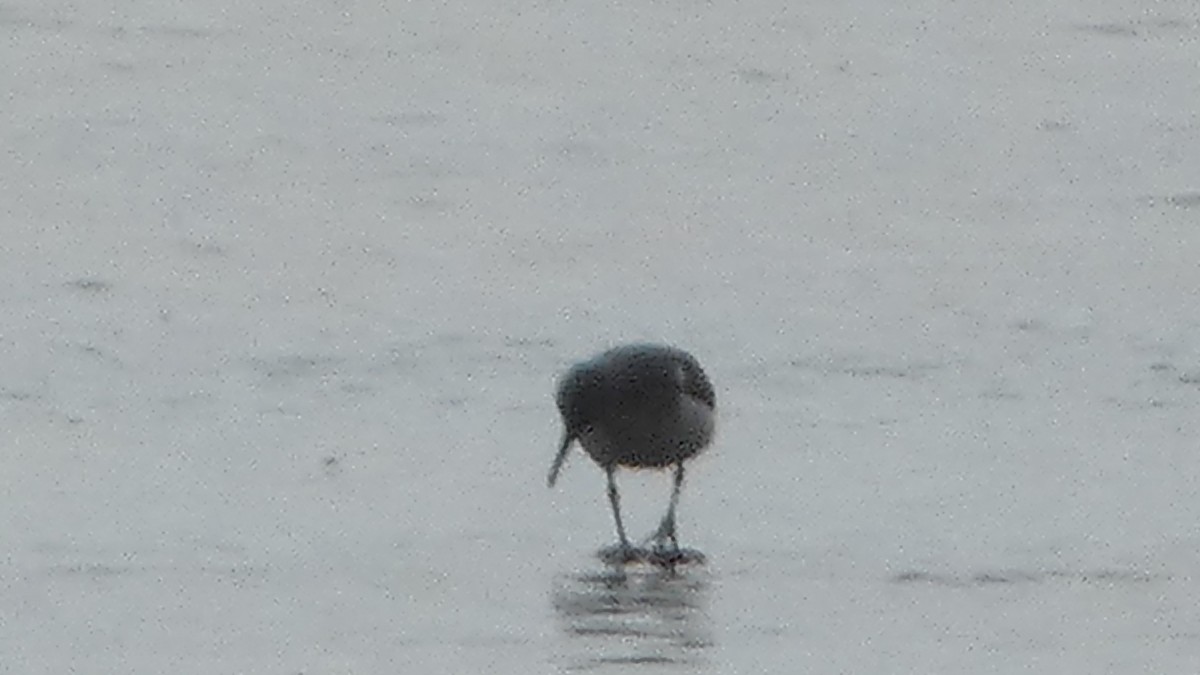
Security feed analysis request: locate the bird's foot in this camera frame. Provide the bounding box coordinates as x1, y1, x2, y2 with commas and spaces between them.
598, 542, 643, 566
640, 528, 704, 567
644, 537, 677, 560
647, 515, 677, 547
646, 546, 706, 568
598, 541, 704, 567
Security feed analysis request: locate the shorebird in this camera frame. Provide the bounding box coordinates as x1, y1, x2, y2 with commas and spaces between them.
548, 344, 716, 564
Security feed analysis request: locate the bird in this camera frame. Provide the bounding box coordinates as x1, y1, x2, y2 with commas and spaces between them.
548, 343, 716, 565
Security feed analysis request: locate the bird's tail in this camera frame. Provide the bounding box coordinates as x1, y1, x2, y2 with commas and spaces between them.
547, 430, 574, 487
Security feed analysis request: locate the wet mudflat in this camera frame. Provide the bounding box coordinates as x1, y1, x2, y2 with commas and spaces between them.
3, 0, 1200, 672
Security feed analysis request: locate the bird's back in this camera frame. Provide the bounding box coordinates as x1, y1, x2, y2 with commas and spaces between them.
557, 344, 715, 469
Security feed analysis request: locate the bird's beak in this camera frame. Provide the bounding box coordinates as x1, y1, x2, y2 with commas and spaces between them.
548, 430, 574, 487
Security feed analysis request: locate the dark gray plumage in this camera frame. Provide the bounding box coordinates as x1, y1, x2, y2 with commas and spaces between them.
548, 344, 716, 562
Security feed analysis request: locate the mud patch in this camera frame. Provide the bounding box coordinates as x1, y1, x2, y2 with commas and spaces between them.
735, 67, 787, 84
65, 278, 111, 293
891, 567, 1162, 587
249, 354, 342, 383
790, 355, 944, 380
1074, 17, 1196, 38
1075, 22, 1140, 37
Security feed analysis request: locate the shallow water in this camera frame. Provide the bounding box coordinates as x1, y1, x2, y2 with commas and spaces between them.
3, 0, 1200, 671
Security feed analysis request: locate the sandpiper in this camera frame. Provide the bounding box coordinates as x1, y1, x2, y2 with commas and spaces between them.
548, 344, 715, 564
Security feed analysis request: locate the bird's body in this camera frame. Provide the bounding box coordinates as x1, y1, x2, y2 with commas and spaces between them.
548, 344, 716, 565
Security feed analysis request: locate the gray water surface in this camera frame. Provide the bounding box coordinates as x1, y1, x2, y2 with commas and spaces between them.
3, 0, 1200, 672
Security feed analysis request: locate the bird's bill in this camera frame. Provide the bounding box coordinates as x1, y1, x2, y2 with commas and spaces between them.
547, 430, 574, 487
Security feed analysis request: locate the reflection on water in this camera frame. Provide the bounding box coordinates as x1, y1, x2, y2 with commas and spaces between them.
551, 564, 712, 671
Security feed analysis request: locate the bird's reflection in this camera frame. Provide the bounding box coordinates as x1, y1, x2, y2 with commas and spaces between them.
551, 563, 712, 670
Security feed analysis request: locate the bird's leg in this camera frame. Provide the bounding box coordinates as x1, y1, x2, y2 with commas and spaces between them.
651, 463, 685, 551
600, 461, 638, 562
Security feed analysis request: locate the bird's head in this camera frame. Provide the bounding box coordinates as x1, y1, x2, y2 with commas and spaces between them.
670, 350, 716, 411
548, 365, 590, 487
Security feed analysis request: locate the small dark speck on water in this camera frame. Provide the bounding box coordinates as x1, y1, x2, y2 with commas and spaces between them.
1037, 119, 1072, 132
321, 456, 343, 477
